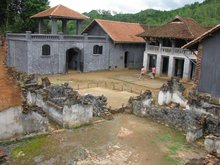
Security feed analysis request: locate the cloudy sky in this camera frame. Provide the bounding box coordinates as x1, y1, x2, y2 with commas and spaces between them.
49, 0, 204, 14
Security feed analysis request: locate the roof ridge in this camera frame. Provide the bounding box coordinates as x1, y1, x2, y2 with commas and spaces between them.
181, 17, 195, 38
182, 24, 220, 49
51, 4, 61, 16
171, 15, 194, 38
95, 19, 141, 25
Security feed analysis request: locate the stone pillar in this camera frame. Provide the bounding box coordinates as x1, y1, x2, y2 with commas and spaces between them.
171, 40, 175, 54
76, 20, 83, 35
159, 40, 163, 52
62, 20, 68, 34
156, 40, 163, 75
183, 57, 190, 80
156, 54, 161, 75
51, 19, 58, 34
38, 19, 43, 34
143, 52, 148, 71
168, 56, 174, 77
143, 40, 149, 71
145, 39, 149, 51
26, 31, 31, 40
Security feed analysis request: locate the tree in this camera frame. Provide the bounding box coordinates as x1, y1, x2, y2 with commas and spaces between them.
0, 0, 50, 33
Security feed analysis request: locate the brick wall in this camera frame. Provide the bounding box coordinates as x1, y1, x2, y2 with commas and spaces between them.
194, 44, 203, 85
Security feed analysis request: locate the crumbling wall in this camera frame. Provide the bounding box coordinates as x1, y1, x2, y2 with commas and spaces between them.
0, 106, 48, 140
26, 82, 94, 128
158, 78, 187, 107
128, 89, 220, 143
63, 104, 93, 128
204, 135, 220, 157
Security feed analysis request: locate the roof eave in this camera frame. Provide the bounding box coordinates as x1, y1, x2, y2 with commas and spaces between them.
113, 40, 146, 45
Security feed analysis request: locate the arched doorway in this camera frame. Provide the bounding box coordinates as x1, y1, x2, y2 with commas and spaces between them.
66, 48, 82, 72
124, 51, 129, 68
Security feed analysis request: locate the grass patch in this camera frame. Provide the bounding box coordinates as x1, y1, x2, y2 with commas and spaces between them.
158, 132, 185, 165
163, 156, 181, 165
10, 136, 48, 164
159, 133, 172, 142
168, 144, 182, 155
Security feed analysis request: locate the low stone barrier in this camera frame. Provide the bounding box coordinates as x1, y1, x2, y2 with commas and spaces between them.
27, 84, 93, 128
204, 135, 220, 156
0, 106, 48, 140
128, 89, 220, 143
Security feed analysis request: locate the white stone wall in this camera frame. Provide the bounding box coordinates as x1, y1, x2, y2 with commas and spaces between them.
0, 106, 48, 140
63, 104, 93, 128
27, 91, 93, 128
158, 91, 188, 107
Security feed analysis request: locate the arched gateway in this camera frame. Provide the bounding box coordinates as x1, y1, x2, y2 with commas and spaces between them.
66, 48, 83, 72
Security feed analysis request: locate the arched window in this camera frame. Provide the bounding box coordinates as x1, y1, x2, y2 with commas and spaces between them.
93, 45, 103, 54
93, 45, 99, 54
42, 45, 51, 56
98, 46, 103, 54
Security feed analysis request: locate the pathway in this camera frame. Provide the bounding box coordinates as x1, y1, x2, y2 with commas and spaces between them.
0, 46, 22, 110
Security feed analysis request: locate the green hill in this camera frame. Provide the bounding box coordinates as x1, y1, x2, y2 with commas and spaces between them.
83, 0, 220, 27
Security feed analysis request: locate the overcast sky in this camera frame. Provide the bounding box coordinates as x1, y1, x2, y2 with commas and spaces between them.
49, 0, 204, 14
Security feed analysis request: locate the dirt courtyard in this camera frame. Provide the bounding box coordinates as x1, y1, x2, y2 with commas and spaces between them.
44, 69, 167, 92
43, 69, 193, 107
79, 87, 137, 109
7, 114, 206, 165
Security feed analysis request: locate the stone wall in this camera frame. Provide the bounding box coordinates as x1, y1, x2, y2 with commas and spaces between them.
128, 89, 220, 142
0, 106, 48, 140
27, 83, 94, 128
7, 40, 28, 72
158, 78, 187, 107
7, 33, 145, 74
109, 43, 145, 69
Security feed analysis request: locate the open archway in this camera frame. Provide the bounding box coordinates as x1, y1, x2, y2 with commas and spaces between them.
124, 51, 129, 68
66, 47, 82, 72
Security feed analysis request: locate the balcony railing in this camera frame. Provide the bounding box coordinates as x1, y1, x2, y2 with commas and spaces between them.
7, 33, 107, 42
146, 45, 195, 57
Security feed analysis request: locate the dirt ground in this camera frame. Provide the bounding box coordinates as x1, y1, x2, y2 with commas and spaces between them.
43, 69, 194, 107
79, 87, 137, 109
7, 114, 206, 165
0, 46, 22, 110
43, 70, 167, 93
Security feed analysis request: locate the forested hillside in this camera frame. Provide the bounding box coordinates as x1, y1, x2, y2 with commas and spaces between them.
84, 0, 220, 27
1, 0, 219, 33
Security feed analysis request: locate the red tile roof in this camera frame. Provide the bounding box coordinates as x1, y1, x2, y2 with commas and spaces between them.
31, 5, 89, 20
182, 24, 220, 49
83, 19, 147, 43
139, 16, 207, 40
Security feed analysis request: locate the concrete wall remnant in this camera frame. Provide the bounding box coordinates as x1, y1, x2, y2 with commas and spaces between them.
158, 78, 188, 107
0, 106, 48, 140
26, 77, 113, 127
128, 86, 220, 143
204, 135, 220, 156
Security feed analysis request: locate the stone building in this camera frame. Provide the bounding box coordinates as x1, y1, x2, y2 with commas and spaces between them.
6, 5, 146, 74
82, 19, 146, 69
139, 16, 207, 80
183, 25, 220, 97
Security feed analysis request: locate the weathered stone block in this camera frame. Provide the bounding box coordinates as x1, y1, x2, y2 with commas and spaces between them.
186, 128, 203, 143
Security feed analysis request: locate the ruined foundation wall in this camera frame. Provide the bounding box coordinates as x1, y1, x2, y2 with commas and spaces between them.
27, 89, 94, 128
128, 90, 220, 137
63, 104, 93, 128
0, 106, 48, 140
